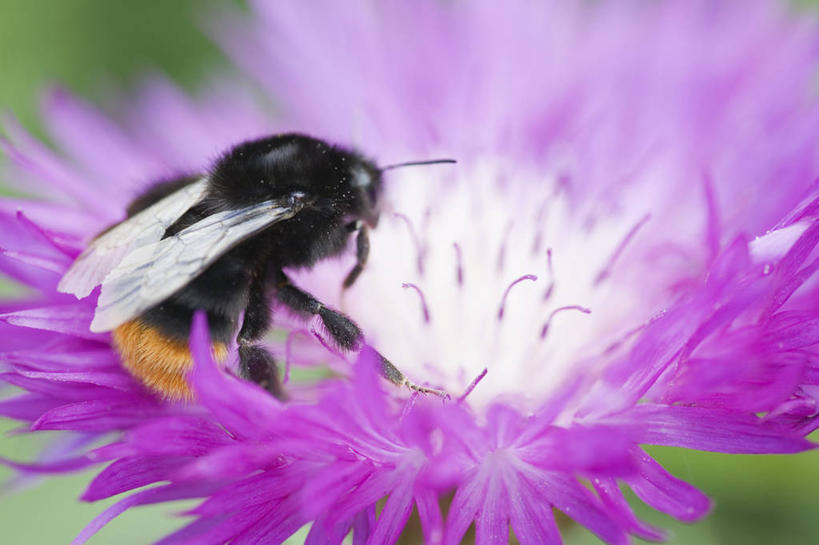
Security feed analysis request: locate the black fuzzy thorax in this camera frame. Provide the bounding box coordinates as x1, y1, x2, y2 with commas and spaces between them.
134, 133, 379, 344
208, 133, 365, 209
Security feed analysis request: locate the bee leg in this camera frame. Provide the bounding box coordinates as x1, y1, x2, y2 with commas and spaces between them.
371, 350, 450, 398
238, 343, 286, 400
342, 221, 369, 290
274, 271, 448, 399
275, 272, 362, 351
237, 277, 286, 400
238, 278, 272, 342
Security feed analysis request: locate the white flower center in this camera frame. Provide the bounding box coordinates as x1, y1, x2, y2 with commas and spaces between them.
302, 158, 699, 409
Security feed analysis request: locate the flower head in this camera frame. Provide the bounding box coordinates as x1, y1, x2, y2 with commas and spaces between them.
2, 1, 819, 544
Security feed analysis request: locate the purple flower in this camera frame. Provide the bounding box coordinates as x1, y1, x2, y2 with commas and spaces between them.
3, 0, 819, 544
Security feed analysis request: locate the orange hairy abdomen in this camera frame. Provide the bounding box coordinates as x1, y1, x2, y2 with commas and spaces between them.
112, 320, 227, 401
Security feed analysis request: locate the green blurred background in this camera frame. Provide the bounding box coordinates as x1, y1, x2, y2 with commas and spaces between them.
1, 1, 818, 544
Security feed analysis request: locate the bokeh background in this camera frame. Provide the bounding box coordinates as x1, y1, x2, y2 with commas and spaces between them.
1, 1, 818, 544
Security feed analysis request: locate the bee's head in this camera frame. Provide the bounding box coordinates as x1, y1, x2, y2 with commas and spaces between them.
347, 159, 383, 228
342, 155, 460, 229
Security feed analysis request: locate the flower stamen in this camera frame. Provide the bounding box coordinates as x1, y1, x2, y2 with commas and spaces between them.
457, 367, 488, 404
402, 282, 431, 324
531, 199, 550, 255
394, 212, 426, 275
594, 214, 651, 285
497, 274, 538, 321
399, 391, 420, 422
452, 242, 464, 286
310, 325, 345, 360
543, 247, 555, 301
540, 305, 592, 339
496, 220, 515, 273
284, 329, 311, 384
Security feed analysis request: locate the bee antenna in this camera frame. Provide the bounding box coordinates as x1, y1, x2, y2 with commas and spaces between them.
381, 158, 457, 171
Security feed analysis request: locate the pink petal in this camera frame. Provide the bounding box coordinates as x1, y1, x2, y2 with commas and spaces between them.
627, 449, 712, 522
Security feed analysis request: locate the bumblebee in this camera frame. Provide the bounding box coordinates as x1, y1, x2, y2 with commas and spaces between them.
59, 133, 453, 400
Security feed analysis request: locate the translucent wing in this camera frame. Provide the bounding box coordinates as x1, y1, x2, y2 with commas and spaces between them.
58, 178, 209, 298
89, 196, 306, 332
